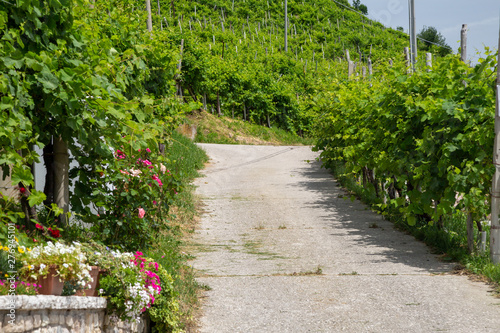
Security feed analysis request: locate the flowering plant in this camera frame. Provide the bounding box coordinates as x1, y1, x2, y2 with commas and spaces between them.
19, 241, 93, 289
0, 279, 40, 296
74, 143, 181, 250
82, 243, 162, 322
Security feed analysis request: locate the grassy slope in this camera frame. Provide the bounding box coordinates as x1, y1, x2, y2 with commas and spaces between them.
184, 110, 315, 145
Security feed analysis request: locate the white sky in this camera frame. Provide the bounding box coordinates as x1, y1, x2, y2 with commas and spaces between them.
359, 0, 499, 62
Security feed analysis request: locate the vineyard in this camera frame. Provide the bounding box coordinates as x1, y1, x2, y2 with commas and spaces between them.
0, 0, 413, 239
314, 53, 498, 254
1, 0, 500, 330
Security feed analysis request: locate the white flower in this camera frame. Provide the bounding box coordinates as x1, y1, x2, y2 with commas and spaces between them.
130, 168, 142, 177
63, 263, 69, 268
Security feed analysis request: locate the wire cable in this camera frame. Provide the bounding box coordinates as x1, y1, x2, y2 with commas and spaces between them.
330, 0, 367, 17
417, 36, 453, 50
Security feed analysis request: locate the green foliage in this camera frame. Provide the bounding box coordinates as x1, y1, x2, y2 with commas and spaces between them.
147, 265, 183, 333
74, 143, 182, 251
163, 0, 408, 135
0, 0, 187, 244
313, 50, 498, 248
417, 26, 452, 56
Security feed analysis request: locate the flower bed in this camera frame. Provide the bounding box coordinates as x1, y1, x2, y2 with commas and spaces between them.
4, 240, 179, 330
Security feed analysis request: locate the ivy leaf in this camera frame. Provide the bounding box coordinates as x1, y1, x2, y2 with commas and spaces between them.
406, 215, 417, 226
28, 190, 46, 207
37, 67, 59, 91
11, 165, 34, 186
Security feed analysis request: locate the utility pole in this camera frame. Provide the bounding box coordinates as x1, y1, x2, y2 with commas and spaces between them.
408, 0, 417, 70
491, 19, 500, 264
284, 0, 288, 52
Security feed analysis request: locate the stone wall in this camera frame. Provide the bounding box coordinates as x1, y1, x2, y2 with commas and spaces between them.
0, 295, 149, 333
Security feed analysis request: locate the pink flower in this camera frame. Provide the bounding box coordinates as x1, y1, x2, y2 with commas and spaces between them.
136, 251, 143, 256
146, 148, 151, 153
152, 175, 163, 186
138, 208, 146, 218
142, 159, 152, 166
153, 200, 157, 205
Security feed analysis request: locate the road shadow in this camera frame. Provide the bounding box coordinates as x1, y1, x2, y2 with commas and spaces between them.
289, 158, 455, 274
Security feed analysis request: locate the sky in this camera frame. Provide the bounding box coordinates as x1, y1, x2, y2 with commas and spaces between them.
359, 0, 499, 63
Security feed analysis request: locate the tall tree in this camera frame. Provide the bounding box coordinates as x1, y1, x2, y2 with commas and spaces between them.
352, 0, 360, 9
359, 4, 368, 15
417, 26, 452, 56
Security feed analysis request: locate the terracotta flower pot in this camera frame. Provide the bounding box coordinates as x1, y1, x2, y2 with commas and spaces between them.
37, 265, 64, 296
75, 266, 101, 296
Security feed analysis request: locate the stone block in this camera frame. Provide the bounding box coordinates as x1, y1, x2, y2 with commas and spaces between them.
70, 313, 82, 333
59, 327, 70, 333
24, 314, 34, 331
41, 310, 49, 327
33, 313, 41, 328
49, 310, 59, 324
65, 312, 74, 327
3, 315, 24, 333
98, 311, 104, 325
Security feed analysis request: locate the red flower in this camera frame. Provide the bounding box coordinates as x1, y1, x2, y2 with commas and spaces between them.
48, 228, 60, 238
35, 224, 44, 230
19, 187, 26, 194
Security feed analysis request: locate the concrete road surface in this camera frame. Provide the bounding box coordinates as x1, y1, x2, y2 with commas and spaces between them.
192, 144, 500, 333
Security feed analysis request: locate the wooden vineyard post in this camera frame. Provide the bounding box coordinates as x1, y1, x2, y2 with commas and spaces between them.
491, 20, 500, 264
404, 47, 410, 72
176, 39, 184, 99
284, 0, 288, 52
426, 53, 432, 72
146, 0, 153, 32
460, 24, 468, 62
346, 50, 354, 78
459, 24, 476, 254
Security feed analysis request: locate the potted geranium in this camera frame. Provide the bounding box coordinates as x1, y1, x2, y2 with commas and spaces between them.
19, 241, 93, 296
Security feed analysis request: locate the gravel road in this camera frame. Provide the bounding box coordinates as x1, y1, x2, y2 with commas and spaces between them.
192, 144, 500, 333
